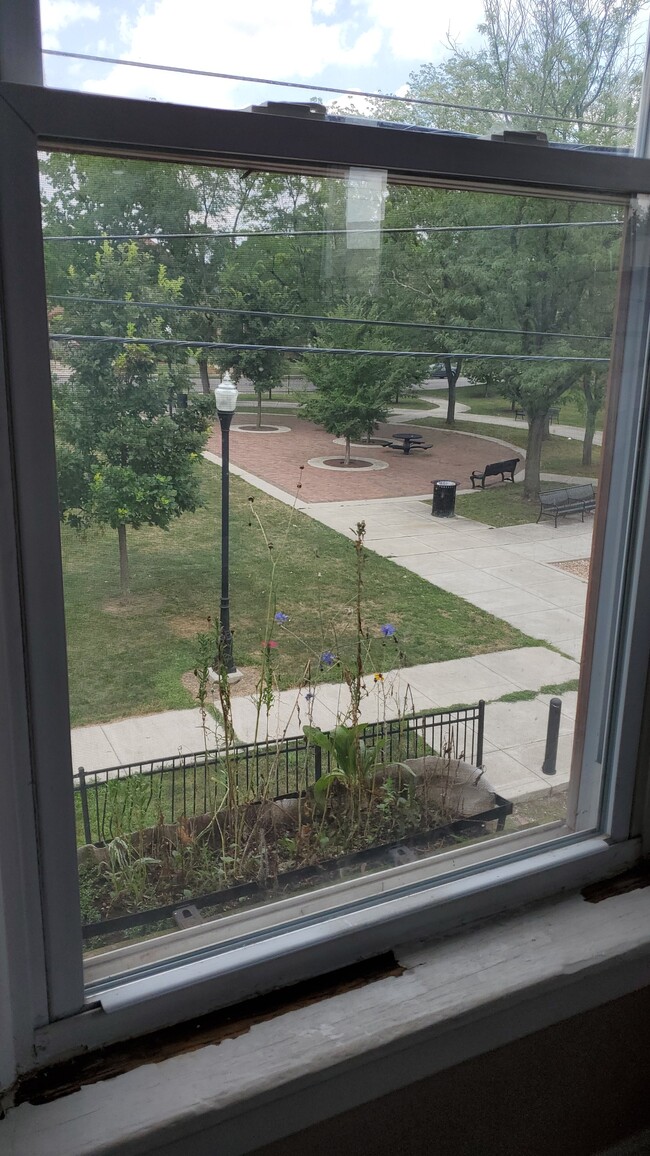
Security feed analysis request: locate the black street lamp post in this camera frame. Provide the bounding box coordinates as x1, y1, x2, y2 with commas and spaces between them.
214, 372, 238, 675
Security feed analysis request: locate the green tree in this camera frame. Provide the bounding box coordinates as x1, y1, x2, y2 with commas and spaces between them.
300, 308, 396, 465
41, 153, 198, 291
365, 0, 640, 495
53, 242, 212, 596
217, 257, 297, 428
376, 0, 644, 145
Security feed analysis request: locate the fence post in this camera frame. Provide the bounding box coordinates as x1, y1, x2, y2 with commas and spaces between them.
477, 701, 485, 768
77, 766, 92, 845
542, 697, 562, 775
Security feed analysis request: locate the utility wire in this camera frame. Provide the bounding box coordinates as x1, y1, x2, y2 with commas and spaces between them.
43, 219, 622, 243
48, 293, 612, 344
42, 48, 634, 133
48, 332, 609, 363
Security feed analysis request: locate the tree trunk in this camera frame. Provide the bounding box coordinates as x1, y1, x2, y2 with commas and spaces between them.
118, 523, 130, 598
582, 379, 597, 466
256, 389, 262, 430
344, 435, 351, 466
445, 357, 461, 424
524, 414, 546, 502
198, 358, 211, 394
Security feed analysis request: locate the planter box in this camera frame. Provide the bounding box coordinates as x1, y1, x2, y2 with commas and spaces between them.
81, 755, 511, 943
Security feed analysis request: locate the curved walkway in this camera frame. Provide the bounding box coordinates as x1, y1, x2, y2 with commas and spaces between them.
389, 393, 602, 447
237, 387, 601, 450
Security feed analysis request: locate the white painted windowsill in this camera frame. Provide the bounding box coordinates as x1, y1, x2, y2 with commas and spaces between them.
4, 886, 650, 1156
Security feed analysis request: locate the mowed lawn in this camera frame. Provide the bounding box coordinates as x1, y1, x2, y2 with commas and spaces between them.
455, 483, 577, 527
61, 460, 537, 727
453, 386, 605, 432
411, 415, 601, 478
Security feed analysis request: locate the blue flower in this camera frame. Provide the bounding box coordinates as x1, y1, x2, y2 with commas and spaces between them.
274, 611, 289, 623
305, 691, 314, 701
380, 623, 396, 637
320, 650, 336, 667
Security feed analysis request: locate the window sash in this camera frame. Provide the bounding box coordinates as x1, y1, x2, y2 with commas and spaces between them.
2, 76, 650, 1056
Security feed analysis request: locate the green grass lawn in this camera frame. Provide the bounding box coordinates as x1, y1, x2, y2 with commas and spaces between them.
454, 483, 574, 527
391, 396, 435, 409
411, 415, 600, 477
62, 460, 536, 728
457, 385, 604, 431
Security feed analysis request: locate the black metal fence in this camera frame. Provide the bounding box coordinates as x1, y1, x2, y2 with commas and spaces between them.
74, 702, 484, 846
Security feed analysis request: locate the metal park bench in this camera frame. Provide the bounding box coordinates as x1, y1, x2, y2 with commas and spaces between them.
515, 406, 560, 423
469, 457, 520, 489
537, 484, 596, 528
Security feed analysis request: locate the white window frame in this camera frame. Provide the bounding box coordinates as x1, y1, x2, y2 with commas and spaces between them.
2, 0, 650, 1087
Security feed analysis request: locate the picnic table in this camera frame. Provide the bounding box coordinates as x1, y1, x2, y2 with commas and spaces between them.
387, 432, 430, 455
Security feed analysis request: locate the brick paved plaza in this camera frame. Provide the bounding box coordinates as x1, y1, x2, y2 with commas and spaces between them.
206, 415, 514, 502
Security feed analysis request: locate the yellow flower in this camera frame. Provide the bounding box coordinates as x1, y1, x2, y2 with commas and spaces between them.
373, 672, 384, 682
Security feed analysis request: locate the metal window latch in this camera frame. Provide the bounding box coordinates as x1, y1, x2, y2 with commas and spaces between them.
245, 101, 327, 119
491, 129, 549, 145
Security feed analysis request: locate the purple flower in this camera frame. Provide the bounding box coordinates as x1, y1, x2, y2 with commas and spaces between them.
305, 691, 314, 701
274, 611, 289, 623
380, 623, 396, 637
320, 650, 336, 667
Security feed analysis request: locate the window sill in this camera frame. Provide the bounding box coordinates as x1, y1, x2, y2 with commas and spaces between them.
4, 878, 650, 1155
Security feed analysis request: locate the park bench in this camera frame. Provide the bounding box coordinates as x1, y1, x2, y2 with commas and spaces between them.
537, 483, 596, 528
515, 406, 560, 423
470, 457, 520, 489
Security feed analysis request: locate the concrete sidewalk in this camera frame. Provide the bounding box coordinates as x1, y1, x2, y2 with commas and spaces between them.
228, 647, 578, 800
71, 647, 578, 801
304, 495, 591, 660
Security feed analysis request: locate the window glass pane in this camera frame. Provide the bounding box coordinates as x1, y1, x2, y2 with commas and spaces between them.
40, 149, 626, 970
39, 1, 647, 151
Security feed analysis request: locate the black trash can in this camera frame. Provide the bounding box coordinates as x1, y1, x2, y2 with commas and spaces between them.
432, 479, 457, 517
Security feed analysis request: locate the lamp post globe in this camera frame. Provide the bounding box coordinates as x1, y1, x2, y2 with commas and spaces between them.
214, 371, 239, 676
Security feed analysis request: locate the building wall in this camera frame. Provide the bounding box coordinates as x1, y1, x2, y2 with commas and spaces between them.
252, 986, 650, 1156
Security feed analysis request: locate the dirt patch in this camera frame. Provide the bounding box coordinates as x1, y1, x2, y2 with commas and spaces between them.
553, 558, 590, 580
104, 593, 164, 616
504, 787, 568, 830
181, 665, 261, 704
322, 457, 375, 469
235, 424, 285, 432
169, 615, 215, 640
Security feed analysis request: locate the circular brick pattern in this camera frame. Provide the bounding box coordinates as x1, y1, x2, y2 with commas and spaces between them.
207, 415, 518, 503
307, 456, 388, 472
231, 424, 291, 434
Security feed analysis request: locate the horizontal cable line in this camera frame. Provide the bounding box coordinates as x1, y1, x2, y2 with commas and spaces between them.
43, 219, 621, 243
48, 294, 612, 344
43, 49, 634, 132
48, 332, 609, 362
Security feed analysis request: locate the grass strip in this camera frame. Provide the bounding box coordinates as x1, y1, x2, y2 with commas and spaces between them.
62, 460, 537, 727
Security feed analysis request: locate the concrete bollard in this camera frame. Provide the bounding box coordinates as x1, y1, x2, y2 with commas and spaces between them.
542, 697, 562, 775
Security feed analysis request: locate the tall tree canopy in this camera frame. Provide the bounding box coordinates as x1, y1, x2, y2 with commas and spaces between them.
364, 0, 640, 496
300, 305, 400, 465
53, 242, 212, 595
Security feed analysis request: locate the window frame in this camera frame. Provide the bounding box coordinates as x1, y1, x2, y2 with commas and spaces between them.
3, 20, 650, 1078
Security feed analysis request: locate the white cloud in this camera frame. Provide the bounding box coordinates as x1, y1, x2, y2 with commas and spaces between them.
40, 0, 100, 50
83, 1, 383, 107
363, 0, 484, 61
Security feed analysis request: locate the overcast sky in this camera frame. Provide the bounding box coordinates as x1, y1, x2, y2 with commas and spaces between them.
39, 0, 485, 110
